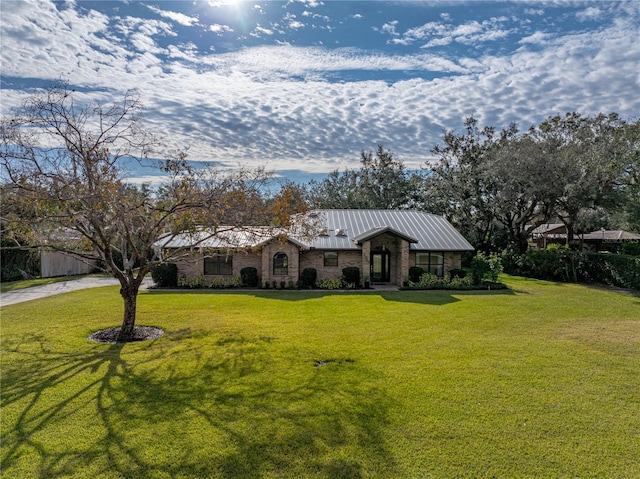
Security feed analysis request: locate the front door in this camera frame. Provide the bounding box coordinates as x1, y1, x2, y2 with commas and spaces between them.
371, 251, 390, 283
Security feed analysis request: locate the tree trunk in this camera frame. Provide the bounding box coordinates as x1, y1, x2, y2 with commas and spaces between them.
117, 281, 139, 342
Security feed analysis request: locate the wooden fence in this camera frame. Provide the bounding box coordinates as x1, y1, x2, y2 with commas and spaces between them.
40, 250, 97, 278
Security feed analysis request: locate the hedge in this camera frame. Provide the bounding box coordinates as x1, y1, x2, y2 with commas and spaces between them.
503, 250, 640, 290
151, 263, 178, 288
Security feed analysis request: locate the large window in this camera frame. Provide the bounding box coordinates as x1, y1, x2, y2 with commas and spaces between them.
273, 252, 288, 275
416, 252, 444, 277
324, 251, 338, 267
204, 251, 233, 275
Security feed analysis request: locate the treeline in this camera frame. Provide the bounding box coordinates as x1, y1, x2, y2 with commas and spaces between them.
297, 112, 639, 254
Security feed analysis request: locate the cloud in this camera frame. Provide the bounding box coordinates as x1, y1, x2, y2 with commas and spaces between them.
251, 24, 274, 37
1, 0, 638, 176
576, 7, 603, 21
146, 5, 199, 27
519, 31, 551, 45
381, 20, 399, 36
210, 23, 234, 34
391, 16, 511, 48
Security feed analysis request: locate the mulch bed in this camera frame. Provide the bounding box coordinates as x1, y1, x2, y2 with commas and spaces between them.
88, 326, 164, 344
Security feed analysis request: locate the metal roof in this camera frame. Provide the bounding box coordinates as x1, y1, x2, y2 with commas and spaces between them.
155, 210, 474, 252
299, 210, 474, 251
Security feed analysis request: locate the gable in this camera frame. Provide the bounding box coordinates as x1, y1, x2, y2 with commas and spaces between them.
299, 210, 474, 251
155, 209, 474, 252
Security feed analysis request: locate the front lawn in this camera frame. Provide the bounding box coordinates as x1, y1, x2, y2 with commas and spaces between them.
1, 276, 639, 478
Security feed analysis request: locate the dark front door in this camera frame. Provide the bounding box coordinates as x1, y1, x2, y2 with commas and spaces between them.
371, 251, 390, 283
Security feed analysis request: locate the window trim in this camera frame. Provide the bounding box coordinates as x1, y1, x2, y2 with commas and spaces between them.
273, 252, 289, 276
323, 251, 338, 267
416, 252, 445, 277
204, 251, 233, 275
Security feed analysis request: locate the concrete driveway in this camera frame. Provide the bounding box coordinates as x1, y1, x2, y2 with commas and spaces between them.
0, 276, 152, 307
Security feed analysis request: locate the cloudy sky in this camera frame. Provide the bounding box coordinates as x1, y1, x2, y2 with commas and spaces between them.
1, 0, 639, 183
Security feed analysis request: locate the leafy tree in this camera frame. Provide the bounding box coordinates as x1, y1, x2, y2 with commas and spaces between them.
424, 116, 507, 252
485, 135, 557, 253
0, 83, 291, 341
525, 113, 635, 243
613, 119, 640, 231
306, 145, 418, 209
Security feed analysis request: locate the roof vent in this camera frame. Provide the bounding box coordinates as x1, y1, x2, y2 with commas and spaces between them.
336, 228, 347, 237
319, 228, 329, 236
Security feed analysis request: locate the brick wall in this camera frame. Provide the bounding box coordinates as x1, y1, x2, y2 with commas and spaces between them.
299, 250, 362, 281
174, 248, 262, 280
175, 246, 464, 286
260, 240, 300, 286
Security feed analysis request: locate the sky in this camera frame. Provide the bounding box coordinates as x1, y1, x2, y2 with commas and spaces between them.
1, 0, 639, 184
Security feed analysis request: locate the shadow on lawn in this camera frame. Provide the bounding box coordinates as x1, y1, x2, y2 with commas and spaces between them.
1, 330, 400, 478
148, 287, 515, 306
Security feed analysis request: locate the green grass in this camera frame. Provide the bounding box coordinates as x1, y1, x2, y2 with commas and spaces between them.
2, 276, 639, 478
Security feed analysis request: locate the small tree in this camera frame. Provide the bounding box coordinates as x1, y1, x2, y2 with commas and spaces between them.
1, 83, 292, 341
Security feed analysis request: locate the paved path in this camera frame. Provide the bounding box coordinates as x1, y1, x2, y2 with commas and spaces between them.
0, 276, 152, 307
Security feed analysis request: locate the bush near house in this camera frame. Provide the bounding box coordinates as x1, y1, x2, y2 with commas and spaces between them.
151, 263, 178, 288
240, 267, 259, 287
342, 267, 360, 288
408, 266, 424, 283
403, 272, 507, 291
301, 268, 317, 288
177, 275, 242, 289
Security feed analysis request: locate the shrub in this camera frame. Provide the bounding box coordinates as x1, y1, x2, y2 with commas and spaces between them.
301, 268, 317, 288
504, 250, 640, 290
418, 273, 440, 288
408, 266, 424, 283
470, 253, 502, 284
448, 268, 466, 279
240, 267, 259, 287
177, 274, 241, 289
151, 263, 178, 288
621, 242, 640, 256
316, 278, 343, 290
342, 267, 360, 286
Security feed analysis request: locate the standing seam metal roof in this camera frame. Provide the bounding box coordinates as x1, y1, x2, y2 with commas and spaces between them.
299, 209, 474, 251
155, 210, 475, 252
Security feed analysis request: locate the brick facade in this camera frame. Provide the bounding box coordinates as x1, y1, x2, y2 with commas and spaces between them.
175, 240, 463, 287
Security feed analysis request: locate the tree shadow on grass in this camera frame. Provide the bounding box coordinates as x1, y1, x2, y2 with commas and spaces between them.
1, 329, 400, 478
148, 288, 514, 306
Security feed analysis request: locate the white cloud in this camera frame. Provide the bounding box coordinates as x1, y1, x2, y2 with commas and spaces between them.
519, 31, 551, 45
381, 20, 399, 36
146, 5, 199, 27
210, 23, 234, 34
251, 24, 274, 36
576, 7, 603, 22
1, 0, 638, 175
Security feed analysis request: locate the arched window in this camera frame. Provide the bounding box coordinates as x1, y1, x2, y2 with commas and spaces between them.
273, 252, 288, 275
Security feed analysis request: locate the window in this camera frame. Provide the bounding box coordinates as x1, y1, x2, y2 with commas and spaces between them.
204, 251, 233, 275
324, 251, 338, 267
416, 252, 444, 277
273, 252, 288, 275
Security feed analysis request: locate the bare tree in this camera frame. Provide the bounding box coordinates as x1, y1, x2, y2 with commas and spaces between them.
1, 83, 285, 341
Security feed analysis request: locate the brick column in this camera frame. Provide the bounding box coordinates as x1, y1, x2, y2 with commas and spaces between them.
398, 239, 409, 285
361, 240, 371, 284
261, 243, 271, 287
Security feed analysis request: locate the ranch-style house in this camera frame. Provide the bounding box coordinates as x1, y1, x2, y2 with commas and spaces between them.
156, 209, 474, 287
